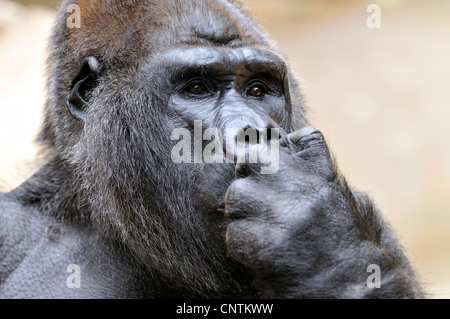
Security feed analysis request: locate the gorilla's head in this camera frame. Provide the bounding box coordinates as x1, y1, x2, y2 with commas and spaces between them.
39, 0, 306, 296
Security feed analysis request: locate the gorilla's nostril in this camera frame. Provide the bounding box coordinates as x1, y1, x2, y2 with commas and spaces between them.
256, 130, 261, 142
237, 126, 280, 145
236, 126, 260, 145
235, 163, 252, 179
260, 126, 284, 142
265, 128, 272, 141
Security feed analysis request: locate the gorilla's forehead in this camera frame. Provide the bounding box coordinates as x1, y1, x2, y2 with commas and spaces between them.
150, 47, 287, 80
59, 0, 273, 64
154, 0, 270, 48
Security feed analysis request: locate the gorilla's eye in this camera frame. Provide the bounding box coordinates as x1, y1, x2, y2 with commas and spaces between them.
247, 84, 266, 98
185, 82, 208, 95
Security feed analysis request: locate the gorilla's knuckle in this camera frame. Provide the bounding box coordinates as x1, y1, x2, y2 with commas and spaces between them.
235, 162, 256, 179
298, 126, 321, 137
282, 128, 329, 162
226, 221, 273, 266
298, 130, 326, 150
285, 127, 321, 144
226, 179, 250, 201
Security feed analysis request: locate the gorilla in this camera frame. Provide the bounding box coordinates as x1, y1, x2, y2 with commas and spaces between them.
0, 0, 424, 298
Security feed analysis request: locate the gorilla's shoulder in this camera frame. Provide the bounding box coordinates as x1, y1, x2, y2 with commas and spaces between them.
0, 191, 49, 294
0, 191, 36, 241
0, 191, 23, 213
0, 191, 155, 298
0, 190, 46, 231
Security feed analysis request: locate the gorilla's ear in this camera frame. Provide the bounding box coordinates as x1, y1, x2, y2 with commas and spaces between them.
67, 56, 101, 121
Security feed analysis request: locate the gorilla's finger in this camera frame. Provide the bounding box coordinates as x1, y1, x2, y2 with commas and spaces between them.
225, 178, 271, 220
285, 126, 319, 145
235, 143, 277, 178
280, 127, 337, 181
282, 127, 330, 160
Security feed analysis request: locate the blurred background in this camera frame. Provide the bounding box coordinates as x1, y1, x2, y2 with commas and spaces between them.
0, 0, 449, 298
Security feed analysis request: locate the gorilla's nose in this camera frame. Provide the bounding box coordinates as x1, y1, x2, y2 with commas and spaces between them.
235, 125, 277, 144
223, 116, 285, 164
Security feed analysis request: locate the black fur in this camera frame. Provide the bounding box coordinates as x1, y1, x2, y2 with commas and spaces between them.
0, 0, 423, 298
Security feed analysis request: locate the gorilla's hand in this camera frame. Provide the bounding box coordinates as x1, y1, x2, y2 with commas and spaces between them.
225, 127, 422, 298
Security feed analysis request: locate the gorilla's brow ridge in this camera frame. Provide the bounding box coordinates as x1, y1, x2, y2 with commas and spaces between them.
157, 47, 288, 84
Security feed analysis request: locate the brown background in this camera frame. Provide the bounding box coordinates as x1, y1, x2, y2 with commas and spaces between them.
0, 0, 449, 298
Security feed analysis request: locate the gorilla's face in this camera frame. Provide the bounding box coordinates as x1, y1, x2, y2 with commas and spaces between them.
145, 46, 292, 214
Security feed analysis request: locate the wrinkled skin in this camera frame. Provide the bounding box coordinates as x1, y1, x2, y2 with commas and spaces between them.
0, 0, 424, 298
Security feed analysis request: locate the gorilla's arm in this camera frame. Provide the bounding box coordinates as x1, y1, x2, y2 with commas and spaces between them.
225, 127, 424, 298
0, 191, 156, 298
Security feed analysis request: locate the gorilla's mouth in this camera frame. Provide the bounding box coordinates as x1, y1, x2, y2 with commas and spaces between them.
217, 203, 226, 213
216, 196, 246, 220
